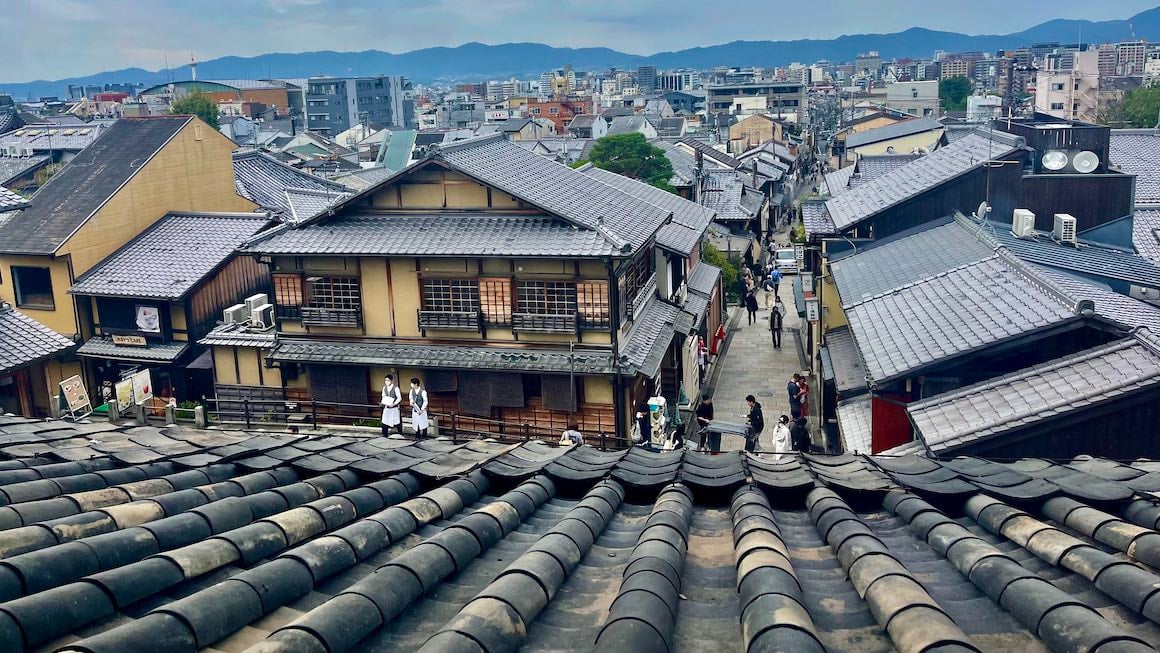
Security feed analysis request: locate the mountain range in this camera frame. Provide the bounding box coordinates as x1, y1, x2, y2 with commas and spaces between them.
3, 6, 1159, 99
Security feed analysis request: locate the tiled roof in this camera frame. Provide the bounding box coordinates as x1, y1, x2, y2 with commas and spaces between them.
825, 131, 1023, 232
1029, 264, 1160, 330
822, 165, 855, 196
335, 166, 395, 190
845, 255, 1079, 383
432, 134, 671, 250
0, 153, 50, 185
655, 116, 686, 137
979, 218, 1160, 289
0, 120, 111, 151
568, 114, 598, 129
651, 139, 706, 186
197, 322, 277, 347
69, 212, 270, 300
232, 150, 350, 216
845, 116, 943, 148
2, 416, 1160, 651
269, 339, 616, 374
284, 187, 347, 223
1134, 209, 1160, 263
676, 137, 742, 168
0, 117, 192, 255
700, 170, 762, 221
1110, 129, 1160, 206
620, 296, 682, 377
852, 153, 925, 181
824, 326, 867, 394
687, 261, 721, 297
606, 115, 652, 135
0, 306, 75, 374
830, 218, 995, 308
246, 213, 619, 257
836, 394, 872, 453
76, 336, 190, 363
909, 329, 1160, 454
0, 186, 27, 212
800, 200, 835, 236
0, 110, 23, 135
579, 164, 715, 235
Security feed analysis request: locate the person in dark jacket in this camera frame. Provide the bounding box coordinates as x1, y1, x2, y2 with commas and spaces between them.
769, 305, 784, 349
635, 405, 652, 447
695, 395, 717, 453
745, 289, 759, 325
790, 417, 811, 452
787, 374, 801, 418
743, 394, 764, 453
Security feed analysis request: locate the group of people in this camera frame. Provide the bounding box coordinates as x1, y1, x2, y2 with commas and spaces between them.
740, 260, 784, 327
379, 375, 430, 438
692, 387, 810, 456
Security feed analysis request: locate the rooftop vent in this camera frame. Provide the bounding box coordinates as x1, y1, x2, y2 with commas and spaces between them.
1053, 213, 1077, 246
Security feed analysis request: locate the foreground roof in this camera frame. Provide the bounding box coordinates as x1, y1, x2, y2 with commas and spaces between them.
2, 416, 1160, 651
1110, 129, 1160, 206
0, 306, 75, 374
232, 150, 350, 217
579, 165, 714, 255
0, 116, 192, 255
845, 116, 943, 148
825, 130, 1024, 232
269, 339, 616, 374
69, 212, 271, 300
982, 220, 1160, 289
908, 328, 1160, 454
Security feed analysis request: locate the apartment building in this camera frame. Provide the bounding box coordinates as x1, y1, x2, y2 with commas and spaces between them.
305, 76, 414, 134
706, 81, 806, 123
1036, 50, 1100, 123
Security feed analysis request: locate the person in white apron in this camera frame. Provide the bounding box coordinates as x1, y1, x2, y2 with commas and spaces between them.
409, 377, 429, 438
379, 375, 402, 436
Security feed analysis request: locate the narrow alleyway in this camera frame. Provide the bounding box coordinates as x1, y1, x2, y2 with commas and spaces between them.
703, 280, 809, 452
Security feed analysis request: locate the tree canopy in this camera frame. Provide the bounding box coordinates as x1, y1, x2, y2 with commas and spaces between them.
939, 76, 973, 112
1123, 85, 1160, 128
587, 132, 675, 192
169, 92, 219, 130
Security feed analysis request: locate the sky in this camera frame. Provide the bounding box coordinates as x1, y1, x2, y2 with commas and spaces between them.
2, 0, 1157, 82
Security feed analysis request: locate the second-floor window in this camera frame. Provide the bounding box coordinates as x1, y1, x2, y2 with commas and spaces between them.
423, 279, 479, 313
11, 266, 54, 310
307, 276, 360, 311
518, 281, 576, 315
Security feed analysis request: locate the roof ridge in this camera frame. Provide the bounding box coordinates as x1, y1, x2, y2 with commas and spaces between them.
995, 249, 1090, 315
432, 132, 506, 153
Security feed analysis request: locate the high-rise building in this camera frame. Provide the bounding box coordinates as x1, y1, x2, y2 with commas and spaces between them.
1117, 41, 1148, 76
1097, 44, 1118, 78
305, 76, 414, 134
637, 66, 657, 93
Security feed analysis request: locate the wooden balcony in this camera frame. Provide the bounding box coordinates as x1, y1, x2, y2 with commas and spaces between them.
300, 306, 362, 328
418, 310, 479, 331
512, 312, 577, 334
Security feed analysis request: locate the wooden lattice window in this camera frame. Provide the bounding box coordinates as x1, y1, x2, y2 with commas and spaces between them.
480, 278, 512, 325
577, 280, 610, 328
273, 274, 303, 307
422, 279, 479, 313
306, 276, 361, 310
517, 281, 577, 315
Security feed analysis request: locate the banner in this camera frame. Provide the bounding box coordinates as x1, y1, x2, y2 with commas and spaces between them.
131, 370, 153, 405
115, 378, 134, 408
59, 376, 91, 414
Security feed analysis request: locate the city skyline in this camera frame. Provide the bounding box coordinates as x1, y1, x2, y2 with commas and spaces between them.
2, 0, 1157, 82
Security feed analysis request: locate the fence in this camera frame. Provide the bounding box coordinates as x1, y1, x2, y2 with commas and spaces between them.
202, 396, 633, 450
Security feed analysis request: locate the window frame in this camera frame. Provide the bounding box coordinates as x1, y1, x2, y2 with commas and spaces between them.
11, 266, 54, 310
517, 280, 577, 316
421, 278, 481, 314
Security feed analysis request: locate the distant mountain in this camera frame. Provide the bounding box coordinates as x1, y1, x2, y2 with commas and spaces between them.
4, 7, 1158, 99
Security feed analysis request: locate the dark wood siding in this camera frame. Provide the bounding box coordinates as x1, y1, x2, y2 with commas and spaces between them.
1017, 174, 1135, 232
189, 255, 270, 341
95, 298, 173, 342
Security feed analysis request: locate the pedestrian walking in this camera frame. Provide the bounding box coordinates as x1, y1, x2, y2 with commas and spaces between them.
796, 376, 811, 423
379, 375, 402, 436
770, 305, 784, 349
409, 378, 429, 438
787, 374, 801, 418
771, 415, 792, 459
745, 289, 759, 325
742, 394, 764, 453
695, 394, 716, 453
791, 417, 811, 452
634, 405, 653, 448
560, 422, 583, 446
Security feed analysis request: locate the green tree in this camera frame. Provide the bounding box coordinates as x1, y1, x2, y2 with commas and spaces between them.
700, 242, 739, 302
588, 132, 675, 192
169, 92, 219, 130
1122, 85, 1160, 128
939, 76, 973, 112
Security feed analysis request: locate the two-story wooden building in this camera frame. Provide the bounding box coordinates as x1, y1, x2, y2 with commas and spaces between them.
69, 212, 273, 403
0, 116, 254, 411
211, 133, 721, 438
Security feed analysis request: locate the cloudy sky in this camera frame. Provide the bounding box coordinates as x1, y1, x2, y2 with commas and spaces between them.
3, 0, 1156, 81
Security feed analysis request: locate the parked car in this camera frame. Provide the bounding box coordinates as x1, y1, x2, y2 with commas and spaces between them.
774, 248, 799, 274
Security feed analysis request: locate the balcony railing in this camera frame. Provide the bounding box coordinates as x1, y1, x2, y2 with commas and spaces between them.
512, 312, 577, 334
300, 306, 362, 328
418, 310, 479, 331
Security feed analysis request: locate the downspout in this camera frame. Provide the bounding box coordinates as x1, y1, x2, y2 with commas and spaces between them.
605, 256, 625, 443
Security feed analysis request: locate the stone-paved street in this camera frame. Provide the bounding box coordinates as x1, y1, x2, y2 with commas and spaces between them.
701, 279, 811, 452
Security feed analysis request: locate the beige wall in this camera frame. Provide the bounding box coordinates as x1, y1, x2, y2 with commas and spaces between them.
0, 256, 77, 335
59, 118, 255, 276
212, 345, 281, 388
848, 129, 944, 159
370, 168, 525, 210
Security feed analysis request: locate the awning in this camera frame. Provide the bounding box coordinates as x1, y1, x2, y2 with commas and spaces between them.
76, 337, 189, 364
820, 346, 835, 383
792, 276, 806, 317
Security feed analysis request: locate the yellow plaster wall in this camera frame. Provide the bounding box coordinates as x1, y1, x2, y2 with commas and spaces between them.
0, 257, 77, 335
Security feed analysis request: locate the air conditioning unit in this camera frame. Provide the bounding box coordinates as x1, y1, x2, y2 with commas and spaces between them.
223, 303, 248, 324
250, 304, 275, 330
244, 293, 269, 313
1011, 209, 1036, 238
19, 146, 32, 157
1053, 213, 1077, 245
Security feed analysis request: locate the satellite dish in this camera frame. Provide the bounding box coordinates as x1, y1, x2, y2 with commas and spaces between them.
1072, 150, 1099, 174
976, 201, 990, 219
1041, 150, 1068, 171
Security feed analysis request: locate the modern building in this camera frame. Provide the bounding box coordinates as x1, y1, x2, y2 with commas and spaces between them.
637, 66, 658, 94
305, 76, 414, 134
884, 80, 939, 116
231, 134, 721, 439
1036, 50, 1100, 122
705, 81, 806, 123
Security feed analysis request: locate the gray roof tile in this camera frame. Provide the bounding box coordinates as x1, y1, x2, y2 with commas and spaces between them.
1134, 209, 1160, 263
687, 261, 721, 297
845, 255, 1078, 383
69, 212, 271, 300
836, 395, 872, 454
0, 154, 50, 186
700, 170, 762, 221
676, 137, 741, 168
1109, 130, 1160, 206
247, 213, 618, 257
197, 322, 277, 348
845, 117, 943, 148
822, 165, 856, 196
0, 121, 111, 152
1029, 265, 1160, 330
0, 186, 27, 212
269, 339, 615, 374
824, 327, 867, 395
620, 296, 681, 377
0, 117, 192, 255
830, 219, 994, 308
801, 200, 835, 236
909, 330, 1160, 454
0, 306, 75, 374
605, 115, 652, 136
76, 337, 189, 363
232, 151, 350, 216
825, 131, 1023, 232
